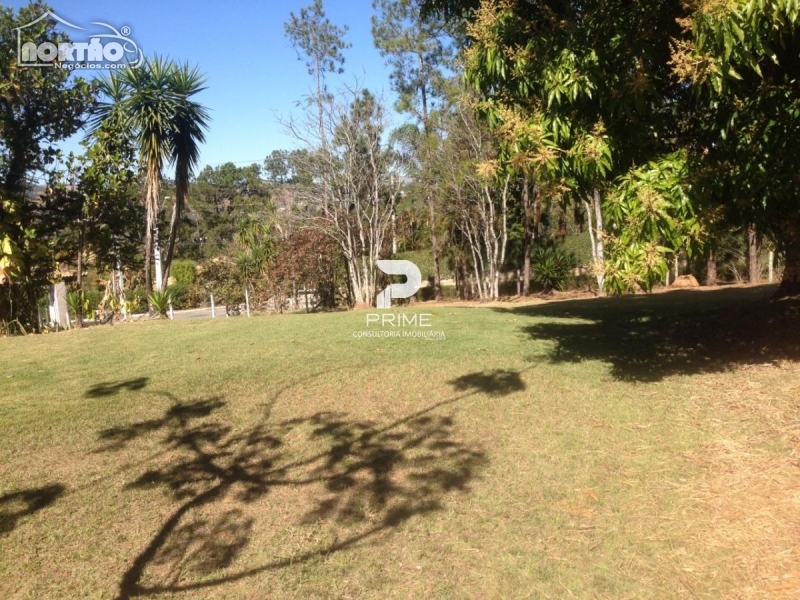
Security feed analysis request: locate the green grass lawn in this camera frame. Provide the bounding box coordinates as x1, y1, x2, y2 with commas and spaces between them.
1, 285, 799, 599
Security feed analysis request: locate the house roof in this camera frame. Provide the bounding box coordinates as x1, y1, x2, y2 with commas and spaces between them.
13, 10, 85, 32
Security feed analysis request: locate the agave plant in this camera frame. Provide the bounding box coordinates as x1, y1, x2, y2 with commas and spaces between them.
65, 289, 91, 326
65, 290, 84, 317
531, 244, 576, 293
147, 290, 172, 318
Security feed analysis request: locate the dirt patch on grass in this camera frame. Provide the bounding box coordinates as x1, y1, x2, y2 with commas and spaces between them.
683, 365, 800, 598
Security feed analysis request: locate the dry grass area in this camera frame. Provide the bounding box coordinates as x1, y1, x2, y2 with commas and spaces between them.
1, 284, 798, 599
679, 363, 800, 598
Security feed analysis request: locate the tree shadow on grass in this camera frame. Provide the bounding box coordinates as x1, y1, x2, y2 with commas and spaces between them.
496, 285, 800, 382
0, 484, 65, 536
450, 369, 526, 396
95, 398, 224, 453
85, 377, 150, 399
99, 369, 518, 599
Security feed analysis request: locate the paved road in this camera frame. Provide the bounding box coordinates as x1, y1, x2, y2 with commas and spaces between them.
127, 307, 233, 321
171, 307, 253, 320
172, 307, 215, 320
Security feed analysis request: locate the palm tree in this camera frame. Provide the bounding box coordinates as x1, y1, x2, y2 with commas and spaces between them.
91, 57, 209, 296
162, 63, 209, 289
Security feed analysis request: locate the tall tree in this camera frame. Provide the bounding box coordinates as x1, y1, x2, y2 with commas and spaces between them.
93, 58, 172, 298
435, 95, 511, 300
44, 124, 141, 326
0, 3, 95, 197
427, 0, 694, 294
263, 150, 291, 184
285, 0, 350, 145
372, 0, 455, 299
185, 162, 272, 259
92, 57, 209, 297
677, 0, 800, 296
287, 89, 401, 306
162, 63, 210, 288
0, 2, 95, 329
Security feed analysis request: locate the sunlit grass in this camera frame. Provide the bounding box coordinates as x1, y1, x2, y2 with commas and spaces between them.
1, 285, 798, 598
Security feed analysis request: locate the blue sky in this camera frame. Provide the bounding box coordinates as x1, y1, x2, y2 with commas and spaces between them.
8, 0, 399, 170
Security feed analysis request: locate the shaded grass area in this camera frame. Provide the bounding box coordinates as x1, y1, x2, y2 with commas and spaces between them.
499, 285, 800, 381
1, 284, 798, 598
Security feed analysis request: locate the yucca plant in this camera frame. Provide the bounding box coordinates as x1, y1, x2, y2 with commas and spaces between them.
147, 290, 172, 318
532, 244, 576, 293
65, 289, 91, 326
65, 290, 84, 318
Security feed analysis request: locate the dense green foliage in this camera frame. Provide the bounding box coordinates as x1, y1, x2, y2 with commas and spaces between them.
0, 2, 95, 328
683, 0, 800, 294
423, 0, 799, 295
169, 259, 197, 286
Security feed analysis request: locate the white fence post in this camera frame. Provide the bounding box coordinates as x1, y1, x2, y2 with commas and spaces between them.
210, 292, 216, 319
769, 251, 774, 283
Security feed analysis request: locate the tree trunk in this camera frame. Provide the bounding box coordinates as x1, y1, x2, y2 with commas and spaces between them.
143, 165, 161, 300
748, 225, 760, 283
595, 191, 605, 293
144, 220, 153, 299
391, 204, 397, 255
459, 260, 469, 299
419, 71, 442, 301
153, 224, 164, 293
162, 192, 184, 291
706, 246, 717, 286
584, 190, 605, 295
315, 58, 325, 147
75, 221, 85, 328
777, 239, 800, 297
574, 204, 585, 233
522, 177, 533, 296
115, 244, 127, 319
427, 197, 442, 300
499, 176, 510, 299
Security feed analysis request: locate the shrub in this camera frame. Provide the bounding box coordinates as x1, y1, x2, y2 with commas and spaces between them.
567, 272, 595, 292
83, 288, 103, 314
532, 244, 576, 293
170, 259, 197, 286
165, 283, 207, 310
127, 286, 148, 314
560, 232, 593, 268
196, 256, 242, 304
166, 283, 189, 309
